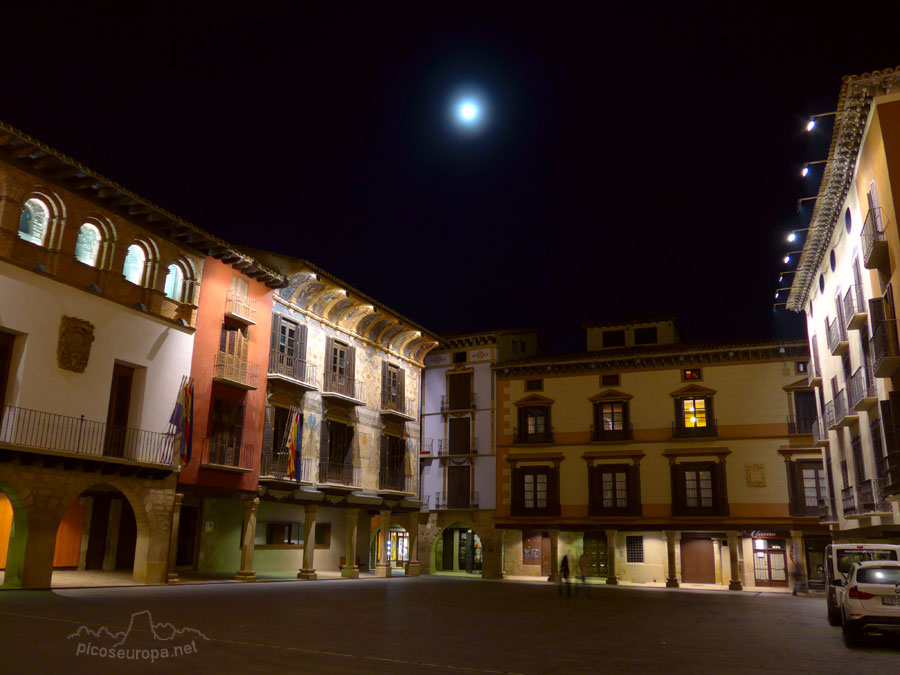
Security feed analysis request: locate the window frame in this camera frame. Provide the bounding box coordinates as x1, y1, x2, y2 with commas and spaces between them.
592, 400, 630, 441
600, 374, 620, 387
625, 535, 644, 564
671, 460, 728, 516
788, 459, 828, 517
517, 404, 552, 444
74, 222, 102, 267
588, 463, 640, 516
681, 368, 703, 382
673, 395, 716, 437
17, 197, 51, 246
511, 466, 560, 517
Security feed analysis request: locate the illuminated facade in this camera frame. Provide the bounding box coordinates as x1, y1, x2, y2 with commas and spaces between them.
493, 318, 829, 590
786, 68, 900, 544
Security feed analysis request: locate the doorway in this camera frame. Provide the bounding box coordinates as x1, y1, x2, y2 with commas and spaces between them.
752, 538, 789, 587
83, 491, 138, 571
582, 532, 609, 577
176, 505, 200, 568
104, 364, 134, 458
681, 538, 716, 584
447, 464, 470, 508
805, 538, 827, 589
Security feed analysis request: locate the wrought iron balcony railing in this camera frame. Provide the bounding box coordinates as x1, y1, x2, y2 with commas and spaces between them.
843, 285, 867, 330
862, 206, 887, 268
818, 497, 838, 523
323, 371, 365, 401
856, 479, 876, 512
672, 419, 718, 439
787, 414, 816, 435
224, 290, 257, 324
202, 437, 254, 470
824, 400, 836, 429
590, 423, 634, 442
812, 417, 827, 445
433, 491, 480, 510
849, 367, 878, 410
440, 393, 477, 412
214, 352, 259, 389
317, 460, 361, 487
807, 357, 822, 386
381, 393, 416, 417
826, 316, 848, 355
841, 486, 857, 517
871, 319, 900, 378
259, 449, 315, 482
879, 451, 900, 500
434, 438, 479, 456
0, 405, 174, 466
268, 352, 317, 388
377, 470, 414, 493
513, 426, 555, 444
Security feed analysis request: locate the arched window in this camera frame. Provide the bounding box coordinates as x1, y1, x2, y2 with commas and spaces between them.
74, 223, 101, 267
18, 198, 50, 245
164, 263, 185, 301
123, 244, 146, 285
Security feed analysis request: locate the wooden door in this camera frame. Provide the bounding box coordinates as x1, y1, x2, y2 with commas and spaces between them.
680, 538, 715, 583
104, 364, 134, 458
176, 505, 200, 568
0, 332, 13, 409
52, 498, 85, 568
541, 533, 551, 576
521, 530, 542, 569
448, 373, 472, 411
447, 464, 470, 508
806, 539, 827, 589
582, 532, 609, 577
448, 417, 470, 454
0, 492, 12, 569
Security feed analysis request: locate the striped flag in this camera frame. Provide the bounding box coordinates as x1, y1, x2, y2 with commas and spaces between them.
181, 380, 194, 465
285, 408, 300, 482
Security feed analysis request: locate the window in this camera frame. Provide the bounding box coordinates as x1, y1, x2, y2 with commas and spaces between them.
672, 461, 727, 516
517, 405, 551, 443
634, 327, 658, 345
17, 197, 49, 245
681, 397, 707, 427
122, 244, 146, 285
601, 374, 620, 386
525, 379, 542, 391
626, 536, 644, 563
673, 395, 716, 437
447, 372, 473, 410
845, 208, 852, 234
320, 419, 355, 484
265, 522, 331, 548
383, 362, 402, 404
448, 416, 471, 454
208, 397, 245, 466
512, 466, 559, 517
795, 361, 808, 374
163, 263, 185, 301
588, 463, 640, 516
74, 223, 101, 266
602, 330, 625, 348
789, 460, 827, 516
331, 340, 348, 375
453, 351, 467, 363
682, 368, 702, 381
231, 275, 250, 298
592, 400, 630, 441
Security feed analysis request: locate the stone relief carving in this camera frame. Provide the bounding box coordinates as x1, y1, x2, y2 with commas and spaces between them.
57, 316, 95, 373
745, 463, 766, 488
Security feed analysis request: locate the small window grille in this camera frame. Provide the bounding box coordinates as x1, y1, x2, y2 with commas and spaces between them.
626, 536, 644, 563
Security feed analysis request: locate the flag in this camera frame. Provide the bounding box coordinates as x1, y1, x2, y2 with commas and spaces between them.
181, 380, 194, 465
285, 408, 299, 482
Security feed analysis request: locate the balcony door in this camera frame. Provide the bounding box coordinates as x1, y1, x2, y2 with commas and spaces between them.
794, 390, 816, 433
447, 464, 470, 508
0, 332, 13, 410
104, 364, 134, 458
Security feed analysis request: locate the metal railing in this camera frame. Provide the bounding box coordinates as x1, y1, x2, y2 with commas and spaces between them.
871, 319, 900, 376
381, 393, 416, 417
849, 367, 877, 408
433, 491, 480, 510
787, 414, 816, 435
879, 452, 900, 499
812, 418, 826, 444
807, 358, 822, 385
818, 496, 838, 523
268, 352, 317, 387
323, 371, 364, 400
826, 316, 846, 353
841, 486, 857, 517
824, 400, 836, 429
590, 423, 634, 442
834, 389, 851, 424
224, 290, 257, 323
203, 437, 254, 470
856, 479, 876, 512
377, 470, 414, 493
421, 438, 435, 455
862, 206, 886, 267
214, 352, 259, 389
672, 419, 718, 439
0, 405, 173, 465
843, 285, 865, 328
317, 460, 361, 487
434, 438, 479, 456
259, 449, 315, 482
513, 426, 555, 444
440, 393, 476, 412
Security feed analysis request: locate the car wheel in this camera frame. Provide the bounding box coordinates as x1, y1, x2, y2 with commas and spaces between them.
827, 603, 841, 626
842, 618, 864, 647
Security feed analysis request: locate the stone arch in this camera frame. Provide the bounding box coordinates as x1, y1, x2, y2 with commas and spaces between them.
18, 188, 66, 249
79, 214, 117, 269
428, 518, 485, 577
369, 517, 409, 572
0, 475, 30, 588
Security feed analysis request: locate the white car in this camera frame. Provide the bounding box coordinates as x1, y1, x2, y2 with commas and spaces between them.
840, 560, 900, 646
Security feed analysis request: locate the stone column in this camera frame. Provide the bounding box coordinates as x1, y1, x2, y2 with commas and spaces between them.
548, 530, 560, 582
376, 509, 392, 577
166, 493, 184, 583
298, 504, 318, 580
790, 530, 808, 594
342, 508, 360, 579
102, 499, 123, 571
406, 512, 420, 577
727, 531, 742, 591
235, 498, 259, 581
605, 529, 618, 585
665, 530, 679, 588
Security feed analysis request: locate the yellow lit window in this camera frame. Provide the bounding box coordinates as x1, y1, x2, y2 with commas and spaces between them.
682, 398, 707, 428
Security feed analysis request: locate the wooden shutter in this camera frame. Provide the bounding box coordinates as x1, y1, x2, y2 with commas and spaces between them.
344, 425, 355, 463
587, 466, 598, 515
346, 346, 356, 380
219, 324, 227, 352
319, 419, 330, 462
627, 464, 642, 516
786, 461, 800, 515
325, 337, 335, 373
448, 416, 470, 453
379, 435, 388, 474
399, 367, 405, 399
670, 464, 685, 517
270, 314, 282, 353
713, 462, 729, 516
381, 361, 389, 403
549, 466, 561, 516
297, 324, 307, 360
511, 467, 523, 516
517, 406, 526, 441
545, 405, 552, 441
263, 406, 275, 453
882, 396, 898, 454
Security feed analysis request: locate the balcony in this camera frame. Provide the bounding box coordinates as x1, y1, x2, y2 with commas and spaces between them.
826, 390, 857, 429
317, 460, 361, 488
862, 206, 887, 269
421, 438, 435, 456
441, 393, 476, 412
201, 437, 254, 472
843, 285, 868, 331
807, 356, 822, 387
590, 423, 634, 442
856, 479, 877, 514
871, 319, 900, 378
433, 491, 480, 510
841, 486, 858, 518
826, 316, 849, 356
672, 419, 718, 439
0, 405, 174, 469
259, 449, 315, 483
267, 352, 317, 391
434, 438, 479, 456
377, 470, 414, 494
214, 352, 258, 390
321, 371, 365, 406
380, 393, 416, 422
849, 367, 878, 411
224, 290, 257, 325
513, 426, 555, 444
787, 413, 816, 435
812, 418, 829, 446
818, 497, 838, 524
880, 452, 900, 500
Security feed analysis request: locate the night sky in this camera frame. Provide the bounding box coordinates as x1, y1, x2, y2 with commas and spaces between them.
5, 4, 900, 351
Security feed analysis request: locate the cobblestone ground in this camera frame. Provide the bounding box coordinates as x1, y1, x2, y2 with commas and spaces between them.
1, 576, 898, 674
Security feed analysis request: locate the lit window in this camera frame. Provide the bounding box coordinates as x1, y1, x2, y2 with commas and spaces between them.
123, 244, 145, 285
682, 368, 702, 381
600, 402, 624, 431
164, 263, 185, 301
74, 223, 101, 267
18, 197, 50, 246
523, 472, 548, 509
681, 398, 707, 428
